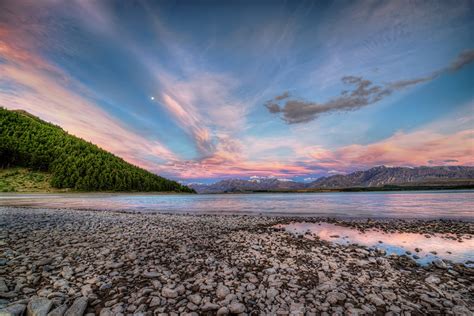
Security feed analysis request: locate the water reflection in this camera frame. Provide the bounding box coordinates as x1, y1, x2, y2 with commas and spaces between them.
0, 191, 473, 219
276, 222, 474, 266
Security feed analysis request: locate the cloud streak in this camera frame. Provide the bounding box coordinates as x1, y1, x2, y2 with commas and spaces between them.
0, 23, 177, 170
266, 49, 474, 124
304, 129, 474, 171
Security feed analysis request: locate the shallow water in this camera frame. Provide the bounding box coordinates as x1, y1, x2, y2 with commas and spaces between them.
0, 190, 473, 219
276, 222, 474, 266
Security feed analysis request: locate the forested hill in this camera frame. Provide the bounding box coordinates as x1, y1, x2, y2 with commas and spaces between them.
0, 108, 194, 193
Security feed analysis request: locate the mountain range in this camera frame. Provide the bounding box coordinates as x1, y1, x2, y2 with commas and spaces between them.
189, 166, 474, 193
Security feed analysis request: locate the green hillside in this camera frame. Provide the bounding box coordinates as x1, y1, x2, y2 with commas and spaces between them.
0, 108, 194, 193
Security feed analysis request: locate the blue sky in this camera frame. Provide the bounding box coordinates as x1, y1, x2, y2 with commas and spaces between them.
1, 0, 473, 183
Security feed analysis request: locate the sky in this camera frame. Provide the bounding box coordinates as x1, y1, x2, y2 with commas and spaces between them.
0, 0, 473, 184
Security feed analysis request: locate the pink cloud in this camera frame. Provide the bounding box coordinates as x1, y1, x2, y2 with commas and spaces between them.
306, 129, 474, 171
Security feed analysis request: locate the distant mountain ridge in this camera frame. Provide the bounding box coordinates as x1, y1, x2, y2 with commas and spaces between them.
189, 166, 474, 193
308, 165, 474, 188
189, 177, 306, 194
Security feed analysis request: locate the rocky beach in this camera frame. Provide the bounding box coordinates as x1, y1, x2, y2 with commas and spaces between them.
0, 207, 473, 315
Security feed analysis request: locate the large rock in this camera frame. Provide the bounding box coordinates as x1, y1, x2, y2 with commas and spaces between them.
47, 304, 68, 316
27, 296, 52, 316
0, 304, 26, 316
64, 297, 87, 316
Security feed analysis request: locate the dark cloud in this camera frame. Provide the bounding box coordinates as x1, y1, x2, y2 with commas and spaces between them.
444, 159, 459, 163
265, 76, 393, 124
274, 91, 290, 100
448, 49, 474, 71
266, 49, 474, 124
388, 75, 436, 90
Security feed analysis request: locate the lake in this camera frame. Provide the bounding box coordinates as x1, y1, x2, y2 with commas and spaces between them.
0, 190, 473, 219
275, 222, 474, 266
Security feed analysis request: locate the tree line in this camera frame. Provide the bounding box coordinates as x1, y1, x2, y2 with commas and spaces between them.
0, 108, 194, 192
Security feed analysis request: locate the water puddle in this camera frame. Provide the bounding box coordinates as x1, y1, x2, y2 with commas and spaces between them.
275, 222, 474, 267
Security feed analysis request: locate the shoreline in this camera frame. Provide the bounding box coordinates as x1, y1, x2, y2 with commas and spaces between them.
1, 207, 473, 315
1, 187, 473, 196
1, 202, 474, 223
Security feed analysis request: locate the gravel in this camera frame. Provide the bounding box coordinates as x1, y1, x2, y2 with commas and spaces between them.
0, 207, 473, 315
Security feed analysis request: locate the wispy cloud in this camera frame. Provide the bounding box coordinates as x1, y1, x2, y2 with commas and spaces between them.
304, 129, 473, 171
266, 49, 474, 124
0, 23, 176, 168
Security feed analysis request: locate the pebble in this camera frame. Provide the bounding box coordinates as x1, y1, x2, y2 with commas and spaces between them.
216, 285, 230, 299
425, 275, 441, 284
161, 288, 178, 299
228, 302, 245, 314
433, 259, 448, 269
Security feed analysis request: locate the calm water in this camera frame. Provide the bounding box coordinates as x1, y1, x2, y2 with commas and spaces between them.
276, 222, 474, 266
0, 190, 473, 219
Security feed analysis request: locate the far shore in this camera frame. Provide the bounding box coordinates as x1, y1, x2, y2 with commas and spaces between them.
1, 185, 473, 195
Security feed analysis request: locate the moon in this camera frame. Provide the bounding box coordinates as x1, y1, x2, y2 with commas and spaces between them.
150, 96, 155, 101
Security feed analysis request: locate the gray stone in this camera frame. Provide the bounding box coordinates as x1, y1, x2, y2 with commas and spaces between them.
161, 287, 178, 299
425, 275, 441, 284
366, 294, 385, 306
228, 302, 245, 314
216, 306, 229, 315
64, 297, 88, 316
326, 292, 346, 305
451, 305, 471, 315
61, 267, 73, 280
143, 271, 160, 278
0, 279, 7, 293
98, 308, 113, 316
201, 302, 219, 311
149, 297, 161, 308
0, 304, 26, 316
47, 305, 68, 316
106, 262, 123, 269
266, 287, 279, 299
188, 294, 201, 305
433, 259, 448, 269
80, 285, 93, 297
27, 296, 52, 316
216, 285, 230, 300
